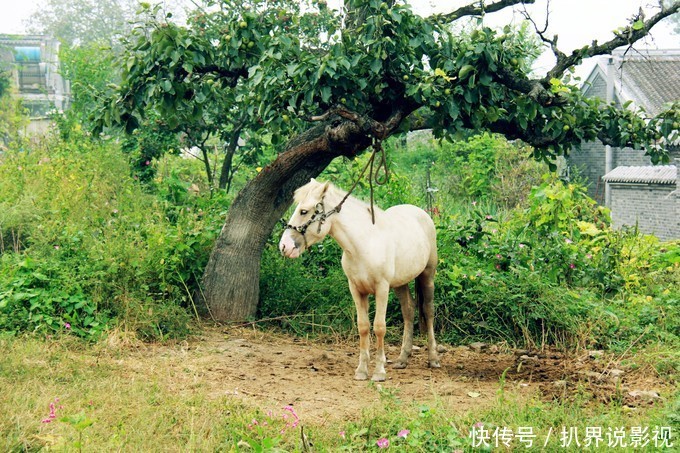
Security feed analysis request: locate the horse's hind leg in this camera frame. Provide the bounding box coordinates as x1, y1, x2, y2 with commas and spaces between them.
418, 269, 440, 368
393, 284, 414, 369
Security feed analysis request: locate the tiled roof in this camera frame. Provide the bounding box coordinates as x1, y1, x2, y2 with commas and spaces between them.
584, 49, 680, 117
615, 50, 680, 116
603, 165, 677, 184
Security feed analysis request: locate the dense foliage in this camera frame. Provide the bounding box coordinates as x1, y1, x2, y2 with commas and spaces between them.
0, 132, 223, 339
102, 0, 680, 165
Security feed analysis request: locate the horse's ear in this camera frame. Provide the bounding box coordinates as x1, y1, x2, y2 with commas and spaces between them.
321, 181, 330, 195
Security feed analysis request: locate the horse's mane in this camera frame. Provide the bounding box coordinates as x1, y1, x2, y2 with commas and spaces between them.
294, 179, 384, 214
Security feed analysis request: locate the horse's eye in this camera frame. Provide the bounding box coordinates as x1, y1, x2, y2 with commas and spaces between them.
300, 209, 308, 216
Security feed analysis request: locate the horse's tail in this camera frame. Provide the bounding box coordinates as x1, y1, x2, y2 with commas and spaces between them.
415, 278, 427, 335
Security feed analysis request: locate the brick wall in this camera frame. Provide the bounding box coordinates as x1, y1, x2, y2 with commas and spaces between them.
569, 71, 609, 202
570, 141, 607, 202
607, 183, 679, 241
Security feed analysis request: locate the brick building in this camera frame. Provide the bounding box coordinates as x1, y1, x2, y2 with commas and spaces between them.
569, 49, 680, 202
568, 49, 679, 240
602, 163, 678, 241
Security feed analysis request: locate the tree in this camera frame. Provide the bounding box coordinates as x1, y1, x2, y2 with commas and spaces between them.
101, 0, 680, 321
26, 0, 139, 47
97, 1, 339, 191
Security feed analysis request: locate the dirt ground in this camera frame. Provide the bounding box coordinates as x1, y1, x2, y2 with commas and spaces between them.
111, 327, 672, 424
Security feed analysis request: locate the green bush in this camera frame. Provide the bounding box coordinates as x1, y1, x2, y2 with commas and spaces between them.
434, 176, 679, 349
0, 133, 221, 340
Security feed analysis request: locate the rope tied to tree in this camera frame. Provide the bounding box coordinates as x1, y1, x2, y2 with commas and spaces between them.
282, 106, 392, 233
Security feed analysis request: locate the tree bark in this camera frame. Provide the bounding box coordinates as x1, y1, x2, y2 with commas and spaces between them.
201, 120, 373, 321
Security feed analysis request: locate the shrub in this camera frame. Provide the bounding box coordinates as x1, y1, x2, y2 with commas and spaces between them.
434, 176, 679, 349
0, 133, 220, 339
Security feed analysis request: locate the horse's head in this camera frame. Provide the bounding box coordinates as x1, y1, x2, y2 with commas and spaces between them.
279, 179, 334, 258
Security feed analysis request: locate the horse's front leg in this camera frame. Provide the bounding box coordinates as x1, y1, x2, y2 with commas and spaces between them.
371, 282, 390, 382
349, 282, 370, 380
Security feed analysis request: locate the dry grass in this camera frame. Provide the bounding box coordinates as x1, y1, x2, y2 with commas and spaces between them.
1, 329, 676, 452
1, 334, 257, 451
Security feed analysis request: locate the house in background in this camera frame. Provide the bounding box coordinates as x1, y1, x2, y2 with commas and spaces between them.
602, 163, 678, 241
0, 34, 70, 135
568, 49, 680, 240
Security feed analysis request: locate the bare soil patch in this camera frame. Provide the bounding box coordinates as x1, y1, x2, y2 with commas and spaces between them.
108, 327, 672, 424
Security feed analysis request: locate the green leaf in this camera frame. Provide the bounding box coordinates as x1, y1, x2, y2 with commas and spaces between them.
632, 20, 644, 31
319, 86, 331, 103
458, 65, 475, 79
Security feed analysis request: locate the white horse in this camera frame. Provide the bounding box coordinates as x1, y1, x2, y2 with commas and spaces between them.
279, 179, 440, 381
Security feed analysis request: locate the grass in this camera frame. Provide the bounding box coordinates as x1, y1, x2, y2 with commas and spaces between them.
1, 331, 676, 452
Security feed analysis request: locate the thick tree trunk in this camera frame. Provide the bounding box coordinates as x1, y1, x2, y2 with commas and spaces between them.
201, 121, 373, 321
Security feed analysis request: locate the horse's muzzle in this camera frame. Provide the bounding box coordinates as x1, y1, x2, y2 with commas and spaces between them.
279, 234, 301, 259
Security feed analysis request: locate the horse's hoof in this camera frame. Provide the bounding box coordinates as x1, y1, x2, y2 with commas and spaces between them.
354, 371, 369, 381
428, 360, 441, 368
393, 361, 408, 369
371, 372, 386, 382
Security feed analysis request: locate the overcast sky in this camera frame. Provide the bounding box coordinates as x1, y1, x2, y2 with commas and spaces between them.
1, 0, 678, 76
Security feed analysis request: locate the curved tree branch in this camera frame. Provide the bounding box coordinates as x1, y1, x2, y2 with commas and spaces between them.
428, 0, 536, 24
545, 1, 680, 81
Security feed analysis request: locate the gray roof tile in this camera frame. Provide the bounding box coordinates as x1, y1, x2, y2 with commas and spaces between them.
603, 165, 677, 184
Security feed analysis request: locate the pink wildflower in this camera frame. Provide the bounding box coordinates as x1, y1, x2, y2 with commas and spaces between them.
398, 429, 410, 438
339, 431, 346, 439
519, 243, 526, 248
64, 322, 71, 330
496, 254, 502, 259
42, 398, 60, 423
586, 253, 592, 259
474, 422, 484, 428
282, 405, 300, 429
569, 263, 576, 269
376, 437, 390, 448
54, 245, 60, 250
145, 160, 150, 166
565, 238, 573, 244
485, 215, 492, 220
472, 201, 477, 206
